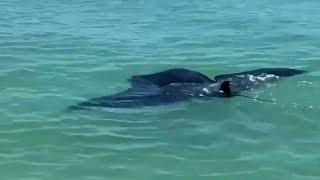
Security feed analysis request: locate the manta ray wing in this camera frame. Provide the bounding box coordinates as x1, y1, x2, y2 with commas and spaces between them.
129, 68, 214, 87
214, 68, 307, 93
214, 68, 306, 81
75, 83, 161, 108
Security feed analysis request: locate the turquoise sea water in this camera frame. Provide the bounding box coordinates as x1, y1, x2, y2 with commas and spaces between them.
1, 0, 320, 179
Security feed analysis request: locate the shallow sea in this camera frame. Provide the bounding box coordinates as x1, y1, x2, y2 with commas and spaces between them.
1, 0, 320, 179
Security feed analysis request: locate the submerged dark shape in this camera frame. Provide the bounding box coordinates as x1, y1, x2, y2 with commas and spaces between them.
71, 68, 306, 109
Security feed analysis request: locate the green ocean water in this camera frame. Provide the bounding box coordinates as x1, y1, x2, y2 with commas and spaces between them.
1, 0, 320, 179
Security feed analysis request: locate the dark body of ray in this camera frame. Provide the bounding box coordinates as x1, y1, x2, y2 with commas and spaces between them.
71, 68, 306, 109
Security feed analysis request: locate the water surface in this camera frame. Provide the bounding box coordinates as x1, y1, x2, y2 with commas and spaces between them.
1, 0, 320, 179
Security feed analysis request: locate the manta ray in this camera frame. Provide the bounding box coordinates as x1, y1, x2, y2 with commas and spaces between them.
71, 68, 306, 109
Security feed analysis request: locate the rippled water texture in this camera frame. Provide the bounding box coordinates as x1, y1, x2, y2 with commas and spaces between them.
1, 0, 320, 179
